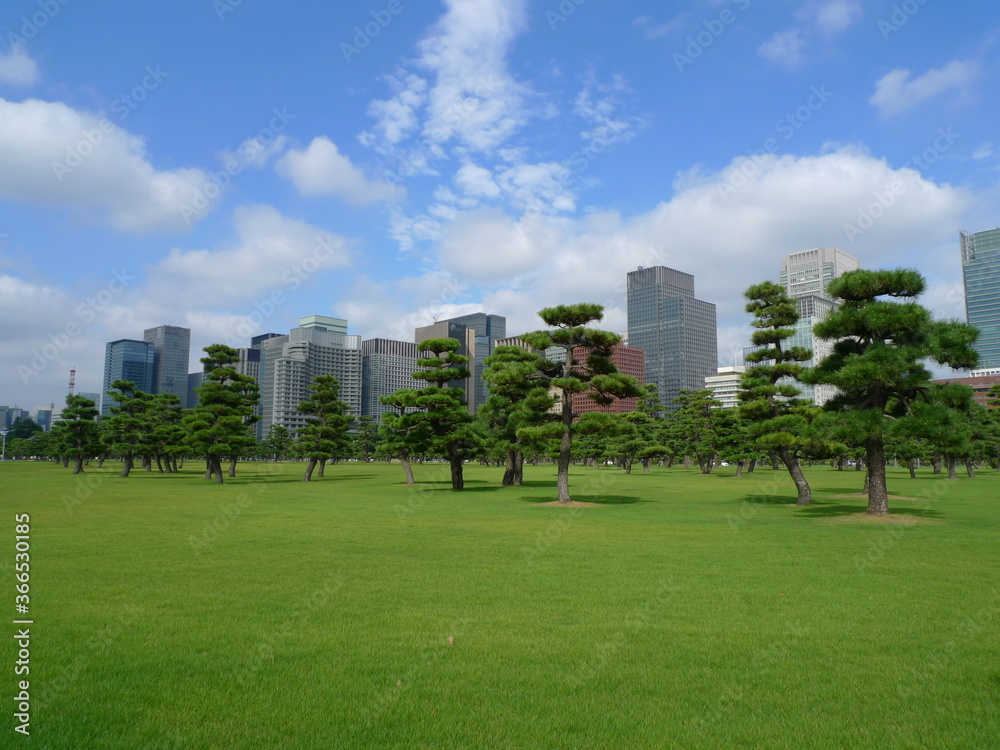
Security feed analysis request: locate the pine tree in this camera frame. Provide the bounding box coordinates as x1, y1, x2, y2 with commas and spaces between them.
297, 375, 352, 482
739, 281, 820, 504
520, 304, 641, 503
52, 395, 100, 474
805, 269, 979, 514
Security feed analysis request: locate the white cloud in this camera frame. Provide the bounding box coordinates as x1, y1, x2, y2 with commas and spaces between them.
276, 136, 403, 204
361, 73, 428, 148
350, 147, 973, 353
362, 0, 532, 156
454, 162, 501, 199
758, 30, 806, 68
869, 60, 979, 117
806, 0, 862, 34
146, 204, 352, 307
220, 134, 289, 169
0, 45, 39, 87
0, 98, 219, 232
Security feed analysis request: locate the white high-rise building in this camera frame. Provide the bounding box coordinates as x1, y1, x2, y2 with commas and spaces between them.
705, 366, 746, 409
257, 316, 362, 439
779, 248, 859, 301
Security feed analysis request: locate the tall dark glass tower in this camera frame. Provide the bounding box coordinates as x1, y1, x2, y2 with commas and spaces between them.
143, 325, 191, 407
626, 266, 717, 412
962, 228, 1000, 371
103, 339, 154, 415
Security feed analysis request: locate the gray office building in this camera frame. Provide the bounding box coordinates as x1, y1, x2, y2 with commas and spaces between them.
103, 339, 155, 414
257, 316, 362, 440
962, 228, 1000, 371
626, 266, 718, 412
361, 339, 418, 423
414, 312, 506, 414
144, 325, 191, 407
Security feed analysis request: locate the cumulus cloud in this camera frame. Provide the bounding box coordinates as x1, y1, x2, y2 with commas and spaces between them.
346, 147, 973, 356
0, 98, 218, 232
0, 45, 39, 87
146, 204, 352, 306
276, 136, 403, 204
869, 60, 979, 117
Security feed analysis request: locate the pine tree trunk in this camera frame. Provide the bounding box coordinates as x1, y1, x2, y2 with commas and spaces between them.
177, 457, 183, 470
735, 460, 744, 478
156, 456, 164, 473
700, 453, 715, 475
120, 454, 133, 478
502, 449, 517, 486
747, 458, 756, 473
229, 457, 237, 478
512, 449, 524, 486
317, 459, 326, 478
932, 453, 942, 474
61, 456, 69, 468
947, 456, 957, 480
205, 461, 213, 481
864, 437, 889, 515
770, 452, 780, 471
214, 456, 225, 484
557, 425, 572, 504
72, 457, 84, 474
642, 458, 651, 474
778, 447, 811, 505
401, 457, 415, 485
97, 455, 106, 469
448, 444, 464, 491
303, 458, 317, 482
908, 459, 916, 479
965, 460, 975, 478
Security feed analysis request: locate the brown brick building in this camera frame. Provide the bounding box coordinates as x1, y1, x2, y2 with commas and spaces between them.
933, 373, 1000, 407
571, 344, 645, 415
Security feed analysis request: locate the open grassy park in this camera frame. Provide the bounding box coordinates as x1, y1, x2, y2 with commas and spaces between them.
2, 459, 999, 749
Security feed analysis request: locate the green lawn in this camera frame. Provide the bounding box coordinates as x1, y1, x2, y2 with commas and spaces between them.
2, 459, 998, 749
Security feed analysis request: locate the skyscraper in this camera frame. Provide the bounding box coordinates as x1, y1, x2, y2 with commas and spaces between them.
361, 339, 418, 423
777, 248, 859, 405
779, 247, 859, 300
961, 228, 1000, 371
102, 339, 155, 414
257, 315, 362, 439
143, 325, 191, 407
626, 266, 717, 412
414, 313, 506, 414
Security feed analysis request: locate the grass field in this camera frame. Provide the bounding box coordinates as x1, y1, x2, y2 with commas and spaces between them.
1, 458, 998, 749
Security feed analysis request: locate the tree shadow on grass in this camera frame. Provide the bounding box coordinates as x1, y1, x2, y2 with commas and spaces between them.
520, 495, 648, 506
793, 501, 944, 521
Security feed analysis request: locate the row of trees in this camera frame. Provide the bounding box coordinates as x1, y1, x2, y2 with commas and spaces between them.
18, 269, 997, 513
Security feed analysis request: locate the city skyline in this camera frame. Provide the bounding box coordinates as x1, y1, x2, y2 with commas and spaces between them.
2, 1, 999, 406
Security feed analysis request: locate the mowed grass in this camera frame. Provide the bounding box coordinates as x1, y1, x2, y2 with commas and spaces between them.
1, 458, 999, 749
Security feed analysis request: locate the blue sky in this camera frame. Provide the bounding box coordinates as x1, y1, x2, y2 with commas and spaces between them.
1, 0, 998, 408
